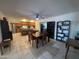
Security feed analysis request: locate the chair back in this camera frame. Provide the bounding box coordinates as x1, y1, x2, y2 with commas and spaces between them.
0, 20, 13, 41
42, 30, 48, 40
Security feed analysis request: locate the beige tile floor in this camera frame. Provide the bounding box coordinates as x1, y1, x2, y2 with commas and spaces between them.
0, 33, 79, 59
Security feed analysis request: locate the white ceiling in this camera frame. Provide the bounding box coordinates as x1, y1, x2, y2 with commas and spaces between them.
0, 0, 79, 19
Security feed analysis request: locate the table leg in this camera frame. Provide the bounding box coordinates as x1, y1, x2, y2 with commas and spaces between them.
48, 37, 50, 42
36, 39, 39, 48
0, 44, 4, 55
42, 40, 44, 46
28, 35, 31, 44
65, 45, 70, 59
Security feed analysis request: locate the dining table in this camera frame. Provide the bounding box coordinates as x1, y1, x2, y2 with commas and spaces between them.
33, 31, 49, 48
28, 30, 49, 48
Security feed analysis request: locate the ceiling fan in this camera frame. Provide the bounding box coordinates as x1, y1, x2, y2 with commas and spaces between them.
35, 13, 40, 20
28, 10, 45, 20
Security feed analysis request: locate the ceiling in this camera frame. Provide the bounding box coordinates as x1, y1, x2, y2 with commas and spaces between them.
0, 0, 79, 19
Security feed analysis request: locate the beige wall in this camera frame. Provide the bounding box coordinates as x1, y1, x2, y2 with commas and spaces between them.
35, 21, 40, 31
0, 11, 5, 19
7, 17, 22, 31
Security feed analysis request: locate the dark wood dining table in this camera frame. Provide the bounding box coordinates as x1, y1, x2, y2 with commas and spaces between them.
28, 30, 49, 48
33, 32, 49, 48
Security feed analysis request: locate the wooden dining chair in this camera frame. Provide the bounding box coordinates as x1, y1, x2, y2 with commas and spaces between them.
1, 39, 11, 55
42, 30, 49, 44
35, 31, 47, 47
65, 38, 79, 59
28, 31, 37, 46
0, 18, 12, 55
31, 34, 37, 46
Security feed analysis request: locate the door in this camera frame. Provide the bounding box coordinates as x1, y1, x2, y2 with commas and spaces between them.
47, 22, 55, 39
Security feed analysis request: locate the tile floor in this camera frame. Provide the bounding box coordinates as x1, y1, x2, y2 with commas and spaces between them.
0, 33, 79, 59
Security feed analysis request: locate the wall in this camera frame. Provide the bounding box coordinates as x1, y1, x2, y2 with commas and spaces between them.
35, 21, 40, 31
7, 17, 22, 31
0, 11, 5, 19
39, 12, 79, 39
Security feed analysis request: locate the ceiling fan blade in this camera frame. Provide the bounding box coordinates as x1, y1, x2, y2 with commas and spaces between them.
27, 9, 47, 19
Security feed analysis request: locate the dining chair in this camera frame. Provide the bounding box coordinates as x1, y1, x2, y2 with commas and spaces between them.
28, 31, 37, 46
0, 18, 12, 55
65, 38, 79, 59
42, 30, 49, 45
1, 39, 11, 55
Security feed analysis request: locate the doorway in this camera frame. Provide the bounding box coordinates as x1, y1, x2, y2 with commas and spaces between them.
47, 22, 55, 39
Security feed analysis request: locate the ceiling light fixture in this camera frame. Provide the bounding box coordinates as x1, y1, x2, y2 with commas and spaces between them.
21, 19, 27, 22
30, 20, 34, 22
